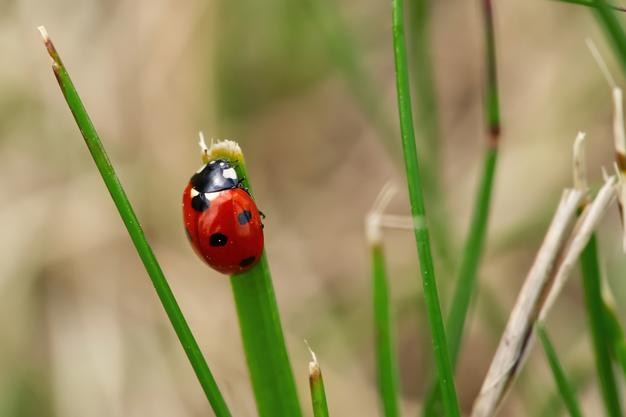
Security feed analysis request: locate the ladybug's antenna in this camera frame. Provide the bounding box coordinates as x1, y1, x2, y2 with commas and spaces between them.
198, 131, 210, 163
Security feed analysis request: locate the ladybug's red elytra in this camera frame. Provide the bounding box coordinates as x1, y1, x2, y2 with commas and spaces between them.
183, 157, 264, 275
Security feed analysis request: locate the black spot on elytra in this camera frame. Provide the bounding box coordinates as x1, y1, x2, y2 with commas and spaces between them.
237, 210, 252, 225
191, 193, 210, 212
239, 256, 255, 267
209, 233, 228, 247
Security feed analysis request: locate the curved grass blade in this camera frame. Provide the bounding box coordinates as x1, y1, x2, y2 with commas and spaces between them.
603, 300, 626, 378
536, 324, 585, 417
552, 0, 626, 13
579, 235, 623, 417
389, 0, 461, 415
205, 141, 302, 417
38, 26, 232, 417
423, 0, 500, 414
407, 0, 454, 273
589, 0, 626, 73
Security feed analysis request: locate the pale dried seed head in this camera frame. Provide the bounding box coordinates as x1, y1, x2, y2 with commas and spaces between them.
206, 139, 244, 164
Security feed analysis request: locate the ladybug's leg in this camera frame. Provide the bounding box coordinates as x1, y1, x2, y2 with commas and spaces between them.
236, 178, 252, 195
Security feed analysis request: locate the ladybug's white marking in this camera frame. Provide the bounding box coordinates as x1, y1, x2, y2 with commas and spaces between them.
190, 188, 200, 197
222, 168, 237, 180
205, 191, 222, 201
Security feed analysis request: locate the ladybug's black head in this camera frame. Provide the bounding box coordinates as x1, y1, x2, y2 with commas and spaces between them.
190, 159, 238, 193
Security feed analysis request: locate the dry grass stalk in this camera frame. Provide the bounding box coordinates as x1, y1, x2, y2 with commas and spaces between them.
539, 175, 618, 320
471, 175, 618, 417
469, 188, 583, 417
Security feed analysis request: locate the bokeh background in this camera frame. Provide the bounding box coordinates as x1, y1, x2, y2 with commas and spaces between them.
2, 0, 626, 416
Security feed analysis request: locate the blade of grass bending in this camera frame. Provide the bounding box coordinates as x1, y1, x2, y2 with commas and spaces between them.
406, 0, 454, 274
304, 0, 397, 154
390, 1, 461, 416
589, 0, 626, 73
307, 345, 330, 417
372, 244, 400, 417
423, 0, 500, 414
205, 142, 302, 417
579, 235, 623, 417
603, 300, 626, 377
536, 324, 585, 417
552, 0, 626, 13
38, 27, 232, 417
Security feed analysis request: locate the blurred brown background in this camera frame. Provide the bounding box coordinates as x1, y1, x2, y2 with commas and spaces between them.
2, 0, 625, 416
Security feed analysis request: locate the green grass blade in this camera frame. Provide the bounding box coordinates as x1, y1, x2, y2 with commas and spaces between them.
590, 0, 626, 73
537, 324, 585, 417
38, 27, 232, 417
304, 0, 396, 153
389, 1, 461, 416
446, 0, 500, 363
422, 0, 500, 414
308, 351, 331, 417
372, 244, 400, 417
552, 0, 626, 13
204, 144, 302, 417
231, 262, 302, 417
580, 235, 622, 417
603, 299, 626, 378
406, 0, 454, 272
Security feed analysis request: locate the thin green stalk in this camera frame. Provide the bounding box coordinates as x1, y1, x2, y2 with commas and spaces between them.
390, 1, 461, 416
580, 235, 622, 417
372, 244, 400, 417
603, 300, 626, 377
308, 353, 330, 417
231, 261, 302, 417
538, 367, 589, 417
38, 27, 231, 417
422, 0, 500, 414
553, 0, 626, 13
447, 0, 500, 362
590, 0, 626, 73
304, 0, 397, 154
407, 0, 454, 273
445, 150, 496, 363
537, 324, 585, 417
204, 145, 302, 417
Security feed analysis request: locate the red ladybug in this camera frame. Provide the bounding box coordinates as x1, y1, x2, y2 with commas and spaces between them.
182, 158, 264, 274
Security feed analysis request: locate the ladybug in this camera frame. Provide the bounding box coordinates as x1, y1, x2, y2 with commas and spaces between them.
182, 157, 264, 275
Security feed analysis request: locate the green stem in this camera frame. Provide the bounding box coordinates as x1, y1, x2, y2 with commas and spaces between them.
603, 301, 626, 378
39, 28, 231, 417
552, 0, 626, 13
407, 0, 454, 273
204, 144, 302, 417
580, 235, 622, 417
309, 357, 330, 417
537, 324, 585, 417
423, 0, 500, 414
590, 0, 626, 73
390, 1, 461, 416
372, 244, 400, 417
230, 259, 302, 417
